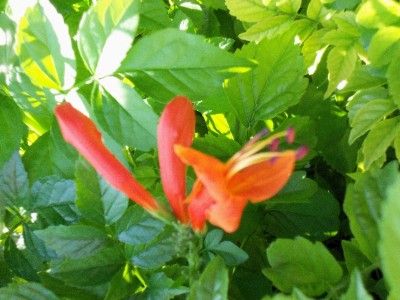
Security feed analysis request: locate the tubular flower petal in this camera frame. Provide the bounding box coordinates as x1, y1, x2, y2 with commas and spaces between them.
158, 96, 195, 223
176, 129, 306, 232
55, 103, 160, 213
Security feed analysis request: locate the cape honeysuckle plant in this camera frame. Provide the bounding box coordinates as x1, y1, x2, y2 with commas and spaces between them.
1, 0, 400, 299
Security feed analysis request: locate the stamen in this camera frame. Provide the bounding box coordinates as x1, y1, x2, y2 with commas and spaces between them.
269, 138, 280, 151
227, 151, 294, 178
296, 146, 308, 160
286, 128, 295, 144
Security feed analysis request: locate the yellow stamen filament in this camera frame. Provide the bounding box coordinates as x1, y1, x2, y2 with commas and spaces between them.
227, 151, 294, 179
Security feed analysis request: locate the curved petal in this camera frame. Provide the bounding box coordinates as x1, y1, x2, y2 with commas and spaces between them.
55, 103, 160, 212
227, 152, 296, 202
207, 195, 247, 233
157, 96, 195, 222
174, 145, 228, 203
186, 180, 215, 232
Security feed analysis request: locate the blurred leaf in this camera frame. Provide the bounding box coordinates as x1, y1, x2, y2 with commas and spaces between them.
117, 206, 164, 245
192, 134, 240, 161
344, 162, 399, 261
262, 288, 311, 300
341, 240, 370, 273
188, 256, 228, 300
0, 96, 25, 169
0, 282, 59, 300
49, 246, 124, 287
225, 0, 271, 23
379, 173, 400, 297
206, 240, 248, 266
0, 152, 29, 208
0, 13, 17, 82
119, 28, 253, 105
34, 225, 109, 259
96, 76, 158, 151
15, 0, 76, 90
356, 0, 400, 28
137, 272, 188, 300
362, 117, 400, 169
340, 269, 373, 300
77, 0, 140, 76
239, 15, 292, 42
387, 56, 400, 106
264, 237, 343, 297
225, 32, 307, 127
368, 26, 400, 67
105, 264, 142, 300
76, 159, 128, 225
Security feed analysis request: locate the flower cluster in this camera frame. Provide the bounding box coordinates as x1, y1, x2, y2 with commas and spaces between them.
55, 96, 306, 232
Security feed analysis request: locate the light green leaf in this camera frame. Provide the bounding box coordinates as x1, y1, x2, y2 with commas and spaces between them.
0, 152, 29, 208
362, 117, 400, 169
325, 46, 357, 98
340, 269, 373, 300
349, 98, 397, 144
379, 175, 400, 297
119, 28, 253, 104
0, 13, 17, 82
262, 288, 311, 300
98, 76, 158, 151
49, 247, 124, 287
225, 0, 271, 23
341, 64, 386, 93
188, 256, 229, 300
344, 162, 399, 261
76, 159, 128, 225
34, 225, 109, 259
238, 15, 292, 42
0, 282, 59, 300
139, 0, 171, 33
356, 0, 400, 28
276, 0, 301, 14
15, 0, 76, 90
225, 32, 307, 127
0, 95, 25, 168
302, 29, 328, 73
368, 26, 400, 67
77, 0, 139, 77
264, 237, 343, 297
341, 240, 370, 273
387, 56, 400, 106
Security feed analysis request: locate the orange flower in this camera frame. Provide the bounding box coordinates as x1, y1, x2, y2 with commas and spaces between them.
175, 129, 307, 232
55, 97, 306, 233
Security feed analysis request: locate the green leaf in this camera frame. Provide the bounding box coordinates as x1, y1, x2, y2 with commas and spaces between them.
34, 225, 109, 259
204, 229, 224, 249
4, 237, 39, 282
76, 159, 128, 225
77, 0, 140, 77
0, 152, 29, 208
341, 64, 386, 93
368, 26, 400, 67
192, 134, 241, 161
325, 46, 357, 98
138, 272, 188, 300
0, 96, 24, 169
105, 264, 141, 300
117, 206, 164, 245
340, 269, 373, 300
341, 240, 370, 273
349, 98, 397, 144
0, 282, 59, 300
265, 186, 340, 240
49, 246, 124, 287
264, 237, 343, 297
356, 0, 400, 28
119, 28, 253, 104
262, 288, 311, 300
188, 256, 229, 300
225, 32, 307, 127
207, 240, 249, 266
379, 174, 400, 297
238, 15, 292, 43
96, 77, 158, 151
276, 0, 301, 14
362, 117, 400, 169
0, 13, 17, 82
387, 56, 400, 106
31, 175, 79, 224
344, 162, 399, 261
139, 0, 171, 33
15, 0, 76, 90
225, 0, 271, 23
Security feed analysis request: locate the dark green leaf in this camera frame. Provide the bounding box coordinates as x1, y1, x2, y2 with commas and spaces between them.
137, 272, 188, 300
0, 282, 59, 300
207, 240, 248, 266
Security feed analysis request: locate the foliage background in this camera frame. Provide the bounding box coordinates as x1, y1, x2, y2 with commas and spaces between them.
0, 0, 400, 299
